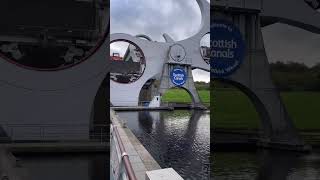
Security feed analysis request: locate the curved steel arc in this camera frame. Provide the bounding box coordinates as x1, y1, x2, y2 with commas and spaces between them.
110, 0, 210, 72
261, 0, 320, 34
110, 0, 210, 106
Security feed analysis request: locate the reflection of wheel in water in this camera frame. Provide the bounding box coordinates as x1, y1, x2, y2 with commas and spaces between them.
110, 40, 146, 84
0, 0, 109, 70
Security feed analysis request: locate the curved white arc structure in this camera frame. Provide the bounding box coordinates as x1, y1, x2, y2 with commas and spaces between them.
110, 0, 210, 107
110, 33, 169, 106
178, 0, 210, 71
0, 37, 109, 91
163, 33, 175, 43
213, 0, 320, 33
0, 7, 110, 141
261, 0, 320, 33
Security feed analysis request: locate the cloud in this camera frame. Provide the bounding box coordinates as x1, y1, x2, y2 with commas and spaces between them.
193, 69, 210, 82
110, 42, 129, 57
111, 0, 203, 41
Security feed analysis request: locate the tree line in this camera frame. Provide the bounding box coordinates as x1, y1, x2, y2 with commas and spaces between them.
270, 61, 320, 91
210, 61, 320, 91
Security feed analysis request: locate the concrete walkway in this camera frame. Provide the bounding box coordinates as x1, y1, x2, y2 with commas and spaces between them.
111, 110, 161, 180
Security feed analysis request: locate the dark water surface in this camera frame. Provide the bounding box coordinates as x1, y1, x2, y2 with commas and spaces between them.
213, 150, 320, 180
16, 154, 108, 180
117, 110, 210, 180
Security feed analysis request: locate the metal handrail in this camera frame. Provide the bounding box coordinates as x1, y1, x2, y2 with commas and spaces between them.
112, 125, 137, 180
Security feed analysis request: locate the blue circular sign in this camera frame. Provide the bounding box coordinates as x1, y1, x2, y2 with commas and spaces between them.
170, 68, 187, 86
211, 20, 246, 77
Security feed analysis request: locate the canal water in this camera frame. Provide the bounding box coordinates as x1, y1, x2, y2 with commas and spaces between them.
117, 110, 210, 180
15, 153, 109, 180
213, 150, 320, 180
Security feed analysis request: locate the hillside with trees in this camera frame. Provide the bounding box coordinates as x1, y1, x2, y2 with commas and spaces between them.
213, 61, 320, 92
270, 61, 320, 91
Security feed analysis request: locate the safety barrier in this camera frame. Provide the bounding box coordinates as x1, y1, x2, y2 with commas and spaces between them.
110, 124, 137, 180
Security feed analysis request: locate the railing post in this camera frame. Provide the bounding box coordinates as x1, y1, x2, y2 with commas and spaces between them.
100, 127, 103, 143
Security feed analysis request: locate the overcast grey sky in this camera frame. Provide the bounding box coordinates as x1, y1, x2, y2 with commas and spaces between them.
110, 0, 210, 82
263, 23, 320, 66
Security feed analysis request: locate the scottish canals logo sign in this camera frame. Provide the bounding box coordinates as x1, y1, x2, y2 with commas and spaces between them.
171, 68, 187, 86
211, 20, 246, 77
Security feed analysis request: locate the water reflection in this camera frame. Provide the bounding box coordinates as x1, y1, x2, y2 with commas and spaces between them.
213, 150, 320, 180
16, 154, 108, 180
117, 110, 210, 180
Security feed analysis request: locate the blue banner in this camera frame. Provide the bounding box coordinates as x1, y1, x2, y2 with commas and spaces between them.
211, 20, 246, 77
171, 68, 187, 86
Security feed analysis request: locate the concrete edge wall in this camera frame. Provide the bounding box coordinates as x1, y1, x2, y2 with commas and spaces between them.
110, 110, 161, 180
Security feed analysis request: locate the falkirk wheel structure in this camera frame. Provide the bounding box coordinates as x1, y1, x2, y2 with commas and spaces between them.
212, 0, 320, 149
0, 0, 109, 140
110, 0, 210, 109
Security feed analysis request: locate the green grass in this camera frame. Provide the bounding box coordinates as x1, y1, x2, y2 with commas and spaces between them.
212, 90, 320, 131
281, 92, 320, 130
162, 89, 210, 106
212, 90, 260, 130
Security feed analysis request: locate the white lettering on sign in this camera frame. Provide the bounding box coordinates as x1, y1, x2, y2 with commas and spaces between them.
212, 39, 238, 59
212, 40, 237, 49
173, 72, 185, 81
211, 61, 240, 74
